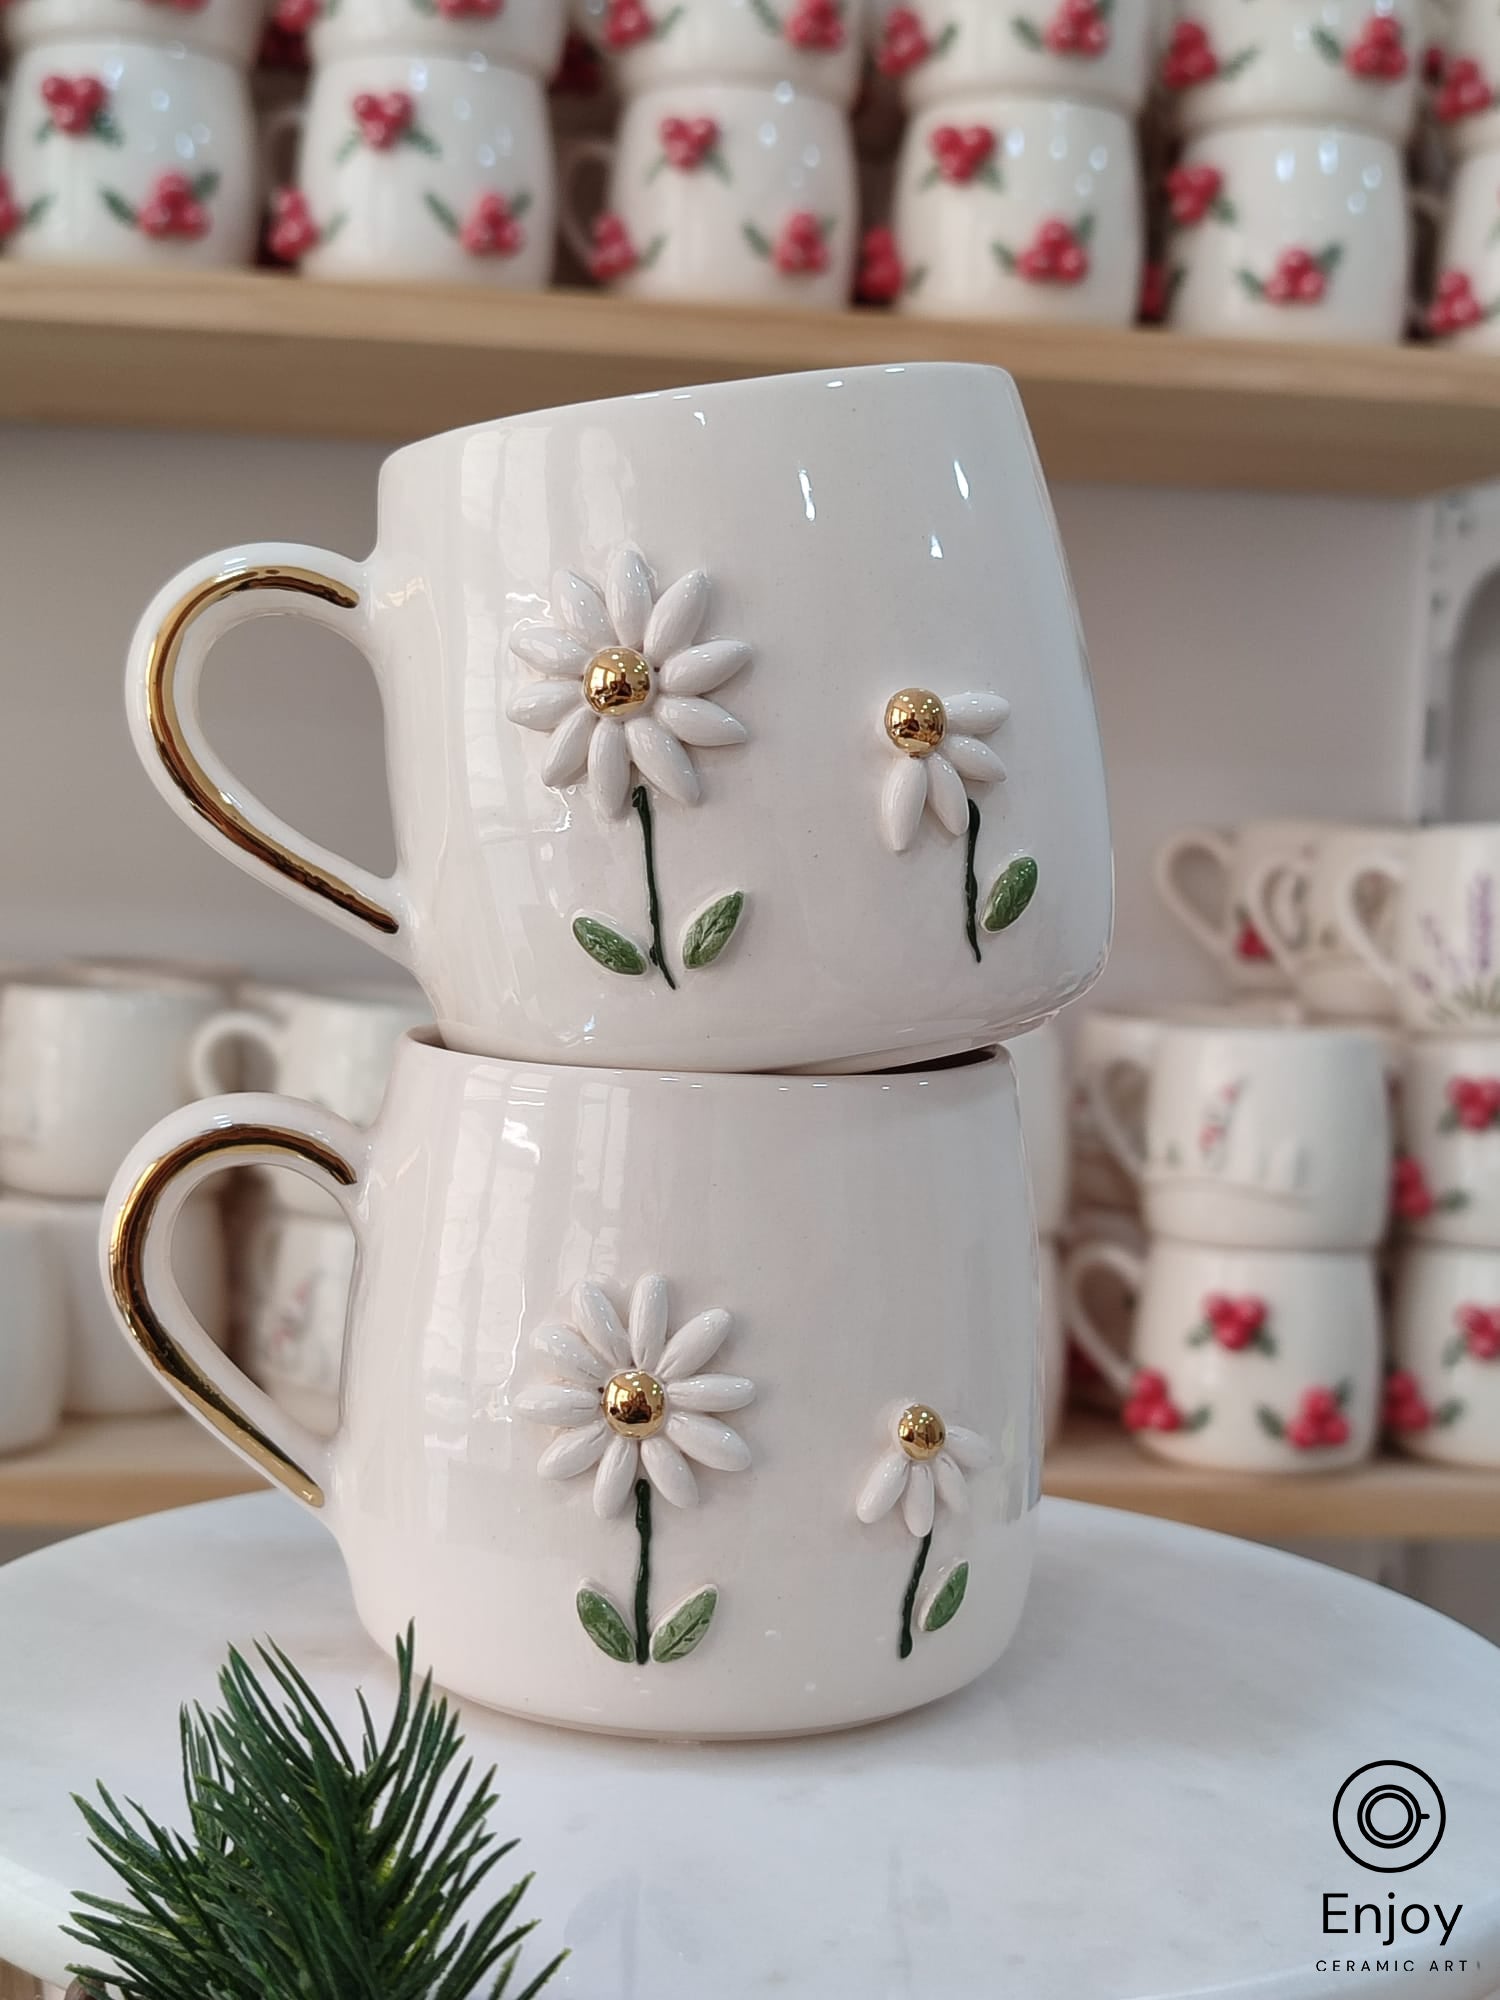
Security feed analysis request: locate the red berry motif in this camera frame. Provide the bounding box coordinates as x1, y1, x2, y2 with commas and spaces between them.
1123, 1368, 1180, 1431
1344, 11, 1408, 78
1457, 1303, 1500, 1361
267, 187, 319, 262
1444, 1075, 1500, 1129
1430, 267, 1487, 335
877, 5, 934, 74
1383, 1368, 1431, 1433
1138, 258, 1170, 322
785, 0, 845, 48
1254, 244, 1337, 304
1235, 914, 1271, 957
459, 191, 525, 256
604, 0, 658, 40
1436, 53, 1493, 119
273, 0, 319, 27
438, 0, 503, 14
659, 115, 720, 170
352, 90, 415, 149
0, 176, 21, 244
1200, 1293, 1270, 1352
1161, 18, 1217, 86
135, 169, 211, 240
1390, 1151, 1435, 1221
552, 30, 604, 93
928, 122, 999, 185
772, 208, 831, 273
857, 223, 904, 302
1001, 215, 1090, 284
40, 74, 109, 137
1423, 39, 1447, 83
1042, 0, 1109, 57
589, 211, 640, 280
1165, 162, 1228, 226
1260, 1382, 1351, 1450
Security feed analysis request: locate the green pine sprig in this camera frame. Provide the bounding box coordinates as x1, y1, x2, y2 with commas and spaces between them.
64, 1625, 565, 2000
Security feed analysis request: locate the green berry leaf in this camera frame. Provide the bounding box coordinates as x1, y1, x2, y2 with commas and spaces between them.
1182, 1406, 1212, 1433
982, 855, 1039, 932
639, 230, 666, 268
1238, 267, 1266, 298
100, 188, 137, 227
742, 220, 772, 257
932, 20, 958, 53
424, 190, 460, 236
1443, 1332, 1468, 1367
654, 2, 684, 32
573, 916, 649, 976
1333, 1377, 1352, 1409
1435, 1398, 1466, 1427
511, 188, 533, 217
1311, 25, 1342, 61
191, 170, 220, 202
1012, 14, 1043, 44
650, 1586, 718, 1662
682, 890, 745, 969
1221, 43, 1258, 76
576, 1586, 634, 1662
405, 126, 441, 156
921, 1560, 969, 1633
336, 129, 361, 163
1256, 1405, 1284, 1439
1075, 210, 1095, 246
1316, 240, 1344, 276
1438, 1189, 1472, 1211
1186, 1323, 1213, 1347
1256, 1329, 1277, 1356
94, 108, 125, 146
22, 194, 53, 229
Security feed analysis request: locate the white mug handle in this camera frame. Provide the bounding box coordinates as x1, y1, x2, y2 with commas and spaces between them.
100, 1091, 370, 1514
125, 545, 412, 965
1333, 850, 1407, 994
1153, 827, 1236, 966
188, 1006, 286, 1098
1061, 1238, 1142, 1400
557, 134, 616, 273
1081, 1055, 1151, 1185
1244, 851, 1310, 982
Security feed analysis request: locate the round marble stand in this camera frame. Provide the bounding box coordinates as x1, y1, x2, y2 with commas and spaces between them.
0, 1495, 1497, 1999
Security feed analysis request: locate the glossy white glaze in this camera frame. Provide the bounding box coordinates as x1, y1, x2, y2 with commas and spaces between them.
124, 365, 1114, 1072
1, 38, 259, 265
2, 0, 268, 68
1159, 0, 1419, 141
1244, 820, 1404, 1020
1004, 1020, 1068, 1237
0, 1212, 66, 1455
1388, 1243, 1500, 1465
594, 0, 868, 109
870, 0, 1152, 113
1335, 823, 1500, 1034
100, 1035, 1043, 1735
311, 0, 566, 78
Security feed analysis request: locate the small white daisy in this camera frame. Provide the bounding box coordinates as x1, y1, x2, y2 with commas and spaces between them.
879, 686, 1010, 852
517, 1274, 754, 1517
507, 546, 750, 817
856, 1401, 994, 1538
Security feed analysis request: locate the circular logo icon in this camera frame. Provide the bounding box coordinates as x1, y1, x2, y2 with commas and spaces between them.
1333, 1763, 1447, 1872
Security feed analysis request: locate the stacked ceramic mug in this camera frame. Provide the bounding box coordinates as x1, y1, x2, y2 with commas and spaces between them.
865, 0, 1149, 321
1158, 0, 1419, 343
0, 0, 263, 265
1425, 0, 1500, 342
560, 0, 864, 302
103, 363, 1114, 1737
265, 0, 563, 283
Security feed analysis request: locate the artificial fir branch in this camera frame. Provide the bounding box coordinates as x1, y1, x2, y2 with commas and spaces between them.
65, 1625, 565, 2000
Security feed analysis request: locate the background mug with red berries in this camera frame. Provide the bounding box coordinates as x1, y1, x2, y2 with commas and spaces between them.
1065, 1236, 1381, 1472
559, 81, 856, 303
3, 0, 267, 67
1429, 149, 1500, 347
1160, 0, 1418, 142
0, 39, 259, 266
1153, 817, 1323, 991
1389, 1245, 1500, 1467
1242, 821, 1403, 1024
870, 0, 1151, 113
1165, 122, 1408, 342
891, 95, 1140, 320
1391, 1038, 1500, 1247
279, 52, 554, 285
307, 0, 567, 84
581, 0, 867, 108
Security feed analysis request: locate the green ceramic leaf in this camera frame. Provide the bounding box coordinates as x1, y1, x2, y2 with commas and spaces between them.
576, 1587, 634, 1662
424, 190, 460, 236
511, 189, 533, 217
100, 189, 136, 226
1435, 1398, 1466, 1427
982, 855, 1039, 933
1011, 14, 1043, 45
921, 1561, 969, 1634
651, 1585, 718, 1662
1443, 1332, 1468, 1368
1186, 1323, 1212, 1347
406, 126, 441, 156
1311, 24, 1341, 60
1256, 1405, 1283, 1439
742, 220, 772, 258
1332, 1377, 1352, 1409
682, 891, 745, 968
1182, 1406, 1211, 1433
573, 916, 648, 975
192, 170, 221, 202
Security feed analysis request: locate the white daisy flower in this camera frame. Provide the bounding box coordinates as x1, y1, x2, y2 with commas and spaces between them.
879, 686, 1010, 852
507, 546, 750, 817
517, 1274, 754, 1517
856, 1401, 994, 1538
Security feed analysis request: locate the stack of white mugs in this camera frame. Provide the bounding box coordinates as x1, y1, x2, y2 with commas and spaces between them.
1427, 0, 1500, 344
101, 362, 1116, 1737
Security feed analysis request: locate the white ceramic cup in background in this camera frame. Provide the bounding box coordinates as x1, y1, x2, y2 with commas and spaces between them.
1163, 123, 1409, 345
0, 972, 217, 1199
1087, 1019, 1391, 1250
872, 0, 1151, 111
0, 39, 258, 265
1386, 1244, 1500, 1465
1427, 0, 1500, 148
310, 0, 567, 79
592, 0, 868, 109
1391, 1035, 1500, 1245
268, 53, 555, 284
1334, 824, 1500, 1035
102, 1035, 1040, 1737
240, 1206, 356, 1439
1070, 1009, 1162, 1212
1244, 822, 1405, 1022
1154, 818, 1318, 989
1039, 1235, 1064, 1444
1004, 1021, 1068, 1237
890, 95, 1142, 323
1058, 1202, 1145, 1408
1428, 148, 1500, 346
0, 1209, 66, 1456
561, 81, 855, 303
125, 364, 1113, 1074
1064, 1234, 1380, 1471
2, 0, 268, 67
1158, 0, 1419, 141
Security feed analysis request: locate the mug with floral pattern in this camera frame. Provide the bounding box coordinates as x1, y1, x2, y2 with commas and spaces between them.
870, 0, 1152, 113
1427, 145, 1500, 347
1391, 1036, 1500, 1246
1158, 0, 1419, 141
2, 0, 268, 68
580, 0, 868, 108
308, 0, 567, 81
1386, 1243, 1500, 1466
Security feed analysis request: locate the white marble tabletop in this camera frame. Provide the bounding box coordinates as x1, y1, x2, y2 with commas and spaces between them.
0, 1495, 1497, 1998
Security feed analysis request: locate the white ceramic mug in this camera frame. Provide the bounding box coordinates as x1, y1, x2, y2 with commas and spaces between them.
125, 364, 1113, 1074
871, 0, 1152, 112
561, 80, 855, 301
1428, 0, 1500, 146
1428, 148, 1500, 345
0, 38, 258, 264
1058, 1202, 1144, 1407
102, 1036, 1040, 1736
1159, 0, 1419, 141
1070, 1008, 1161, 1212
1386, 1244, 1500, 1465
1064, 1234, 1380, 1470
240, 1206, 355, 1437
1154, 817, 1317, 988
590, 0, 867, 109
1163, 122, 1409, 344
268, 52, 554, 283
890, 94, 1142, 323
1003, 1021, 1068, 1238
1390, 1035, 1500, 1244
1334, 824, 1500, 1035
1243, 822, 1405, 1022
0, 971, 218, 1199
310, 0, 567, 79
0, 1208, 66, 1456
1087, 1019, 1391, 1250
2, 0, 268, 67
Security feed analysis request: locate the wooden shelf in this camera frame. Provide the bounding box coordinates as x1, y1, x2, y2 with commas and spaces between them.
3, 1409, 1499, 1538
2, 263, 1500, 494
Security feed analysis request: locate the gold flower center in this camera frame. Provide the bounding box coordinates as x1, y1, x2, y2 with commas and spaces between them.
603, 1368, 667, 1438
585, 646, 652, 716
884, 687, 946, 757
897, 1403, 947, 1460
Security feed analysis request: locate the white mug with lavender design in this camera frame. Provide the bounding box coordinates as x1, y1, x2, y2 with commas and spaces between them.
871, 0, 1153, 114
1391, 1035, 1500, 1245
559, 81, 856, 304
1153, 817, 1320, 989
1063, 1234, 1380, 1471
0, 38, 257, 266
587, 0, 868, 108
124, 364, 1112, 1073
1386, 1243, 1500, 1465
1163, 122, 1408, 344
101, 1034, 1040, 1736
1336, 825, 1500, 1036
889, 94, 1141, 323
1086, 1019, 1392, 1250
266, 53, 554, 285
1243, 822, 1405, 1022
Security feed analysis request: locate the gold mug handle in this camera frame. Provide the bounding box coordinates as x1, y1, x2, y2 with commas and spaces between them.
125, 544, 408, 952
100, 1093, 369, 1511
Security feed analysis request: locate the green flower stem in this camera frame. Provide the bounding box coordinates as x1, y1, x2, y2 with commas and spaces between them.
898, 1530, 933, 1660
632, 784, 676, 989
632, 1477, 653, 1665
963, 799, 982, 965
